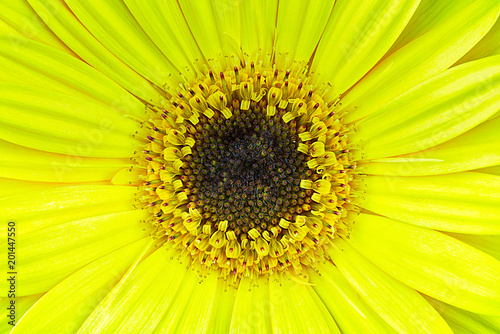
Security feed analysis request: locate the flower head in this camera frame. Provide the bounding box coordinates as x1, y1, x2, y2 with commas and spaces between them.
1, 1, 500, 333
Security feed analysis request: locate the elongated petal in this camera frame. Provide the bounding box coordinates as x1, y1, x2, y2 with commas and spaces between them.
0, 139, 129, 182
351, 55, 500, 160
156, 272, 218, 334
360, 117, 500, 176
27, 0, 163, 103
457, 17, 500, 65
0, 84, 139, 158
0, 0, 75, 55
447, 234, 500, 262
269, 277, 340, 334
0, 210, 149, 296
309, 262, 397, 333
240, 0, 278, 57
229, 277, 272, 334
64, 0, 181, 89
358, 173, 500, 234
476, 165, 500, 176
425, 296, 500, 334
328, 238, 452, 333
206, 280, 236, 334
0, 177, 61, 198
0, 35, 145, 118
275, 0, 334, 67
123, 0, 204, 78
77, 246, 184, 333
347, 214, 500, 316
11, 238, 150, 334
312, 0, 420, 97
0, 293, 43, 331
0, 185, 137, 238
340, 0, 500, 123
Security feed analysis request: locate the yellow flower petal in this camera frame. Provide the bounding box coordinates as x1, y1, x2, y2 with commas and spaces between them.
312, 0, 420, 97
229, 277, 272, 334
476, 165, 500, 176
340, 0, 500, 123
269, 278, 341, 334
360, 117, 500, 176
447, 234, 500, 262
0, 35, 145, 119
347, 213, 500, 316
0, 293, 43, 331
425, 295, 500, 334
205, 280, 236, 333
275, 0, 335, 66
0, 185, 137, 238
457, 15, 500, 65
64, 0, 182, 89
0, 177, 61, 198
0, 0, 76, 56
309, 262, 397, 333
0, 139, 129, 182
0, 210, 149, 296
358, 173, 500, 234
0, 83, 139, 158
78, 246, 202, 333
11, 238, 150, 334
123, 0, 205, 79
351, 55, 500, 160
240, 0, 278, 57
328, 238, 452, 333
27, 0, 163, 104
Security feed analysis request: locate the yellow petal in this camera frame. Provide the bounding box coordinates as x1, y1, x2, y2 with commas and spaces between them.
205, 280, 236, 333
0, 35, 145, 119
360, 117, 500, 176
340, 0, 500, 123
275, 0, 335, 67
156, 270, 218, 334
77, 246, 186, 333
0, 210, 149, 296
312, 0, 420, 97
425, 295, 500, 334
358, 173, 500, 234
240, 0, 278, 57
352, 55, 500, 160
64, 0, 181, 89
229, 277, 272, 334
328, 238, 452, 333
11, 238, 150, 334
27, 0, 163, 104
0, 139, 129, 182
456, 15, 500, 65
123, 0, 204, 79
0, 293, 43, 331
0, 0, 76, 56
347, 213, 500, 316
0, 83, 139, 158
0, 177, 61, 198
447, 233, 500, 262
269, 277, 341, 334
309, 262, 398, 333
0, 185, 137, 238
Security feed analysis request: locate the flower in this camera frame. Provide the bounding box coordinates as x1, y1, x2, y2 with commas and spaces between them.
1, 0, 500, 333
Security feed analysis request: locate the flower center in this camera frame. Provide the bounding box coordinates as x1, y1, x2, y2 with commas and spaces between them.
137, 60, 355, 280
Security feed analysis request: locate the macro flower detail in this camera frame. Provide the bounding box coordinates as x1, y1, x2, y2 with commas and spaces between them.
138, 63, 354, 279
0, 1, 500, 334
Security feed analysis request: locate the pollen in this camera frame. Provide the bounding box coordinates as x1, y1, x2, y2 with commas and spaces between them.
136, 58, 356, 280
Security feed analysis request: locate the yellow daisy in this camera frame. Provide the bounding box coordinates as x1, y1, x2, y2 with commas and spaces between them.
1, 0, 500, 333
